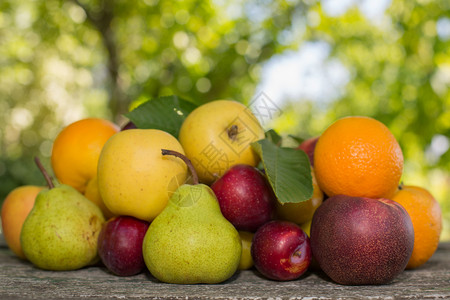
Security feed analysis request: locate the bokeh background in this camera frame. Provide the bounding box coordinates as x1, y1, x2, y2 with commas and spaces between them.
1, 0, 449, 240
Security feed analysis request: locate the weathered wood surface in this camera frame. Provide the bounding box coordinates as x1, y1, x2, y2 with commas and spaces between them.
0, 243, 449, 300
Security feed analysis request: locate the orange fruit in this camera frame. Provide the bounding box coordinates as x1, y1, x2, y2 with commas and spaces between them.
51, 118, 119, 193
51, 118, 119, 217
392, 185, 442, 269
314, 116, 403, 199
1, 185, 44, 259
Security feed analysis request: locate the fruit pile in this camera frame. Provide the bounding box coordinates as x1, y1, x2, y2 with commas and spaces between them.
1, 99, 442, 286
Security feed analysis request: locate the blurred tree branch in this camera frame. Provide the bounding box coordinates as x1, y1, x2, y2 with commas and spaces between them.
1, 0, 448, 240
70, 0, 128, 120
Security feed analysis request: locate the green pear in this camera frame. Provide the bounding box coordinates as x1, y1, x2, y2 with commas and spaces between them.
143, 184, 242, 284
20, 158, 105, 271
142, 150, 241, 284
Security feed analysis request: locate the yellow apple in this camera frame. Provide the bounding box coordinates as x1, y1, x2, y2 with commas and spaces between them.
97, 129, 187, 221
1, 185, 44, 259
179, 100, 265, 184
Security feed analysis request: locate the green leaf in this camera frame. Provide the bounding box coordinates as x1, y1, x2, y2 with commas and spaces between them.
288, 134, 304, 145
252, 139, 313, 204
125, 95, 198, 138
265, 129, 282, 145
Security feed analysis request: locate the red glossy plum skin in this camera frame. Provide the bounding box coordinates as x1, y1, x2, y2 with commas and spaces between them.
310, 195, 414, 285
251, 220, 312, 281
211, 164, 276, 232
98, 216, 149, 276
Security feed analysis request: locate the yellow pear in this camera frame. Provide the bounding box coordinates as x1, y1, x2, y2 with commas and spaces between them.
97, 129, 187, 221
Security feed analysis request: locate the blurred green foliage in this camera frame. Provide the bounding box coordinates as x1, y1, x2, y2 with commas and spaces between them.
0, 0, 449, 239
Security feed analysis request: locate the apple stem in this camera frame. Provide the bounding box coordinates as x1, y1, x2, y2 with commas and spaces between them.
161, 149, 199, 185
34, 156, 54, 189
227, 125, 238, 141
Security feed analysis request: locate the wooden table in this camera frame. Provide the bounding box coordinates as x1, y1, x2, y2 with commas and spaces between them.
0, 243, 449, 299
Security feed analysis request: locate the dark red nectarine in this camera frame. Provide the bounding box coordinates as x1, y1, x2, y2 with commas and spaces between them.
310, 194, 414, 285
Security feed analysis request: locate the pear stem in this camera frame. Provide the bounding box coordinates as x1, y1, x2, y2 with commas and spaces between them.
34, 156, 54, 189
161, 149, 199, 185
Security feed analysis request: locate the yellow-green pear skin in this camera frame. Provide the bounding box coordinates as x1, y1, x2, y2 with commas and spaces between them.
20, 184, 105, 271
143, 184, 242, 284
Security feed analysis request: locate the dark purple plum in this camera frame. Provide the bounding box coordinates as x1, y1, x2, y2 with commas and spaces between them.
98, 216, 149, 276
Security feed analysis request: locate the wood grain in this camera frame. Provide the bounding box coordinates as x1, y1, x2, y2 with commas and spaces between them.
0, 243, 449, 299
